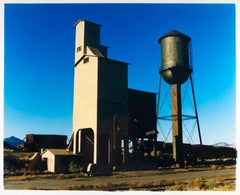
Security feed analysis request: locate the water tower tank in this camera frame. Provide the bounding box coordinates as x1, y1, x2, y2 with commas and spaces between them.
158, 30, 192, 85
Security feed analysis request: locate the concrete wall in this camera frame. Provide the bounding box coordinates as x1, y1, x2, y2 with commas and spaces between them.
72, 55, 98, 164
128, 89, 157, 139
97, 58, 128, 164
42, 150, 55, 172
73, 56, 98, 132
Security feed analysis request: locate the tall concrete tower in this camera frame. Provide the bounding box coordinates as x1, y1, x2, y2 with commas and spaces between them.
72, 20, 129, 167
158, 30, 202, 167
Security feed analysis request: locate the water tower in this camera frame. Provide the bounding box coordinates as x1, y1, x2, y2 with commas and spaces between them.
157, 30, 202, 167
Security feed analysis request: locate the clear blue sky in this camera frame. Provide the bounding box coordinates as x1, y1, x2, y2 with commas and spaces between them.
3, 2, 236, 145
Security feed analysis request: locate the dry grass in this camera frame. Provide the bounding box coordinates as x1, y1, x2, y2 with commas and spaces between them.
7, 174, 234, 191
5, 170, 235, 191
5, 171, 235, 191
176, 176, 236, 191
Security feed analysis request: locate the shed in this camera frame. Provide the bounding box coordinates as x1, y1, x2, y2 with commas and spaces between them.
41, 149, 82, 173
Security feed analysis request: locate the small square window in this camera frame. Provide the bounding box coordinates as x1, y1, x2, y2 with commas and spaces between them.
76, 46, 82, 52
83, 57, 89, 64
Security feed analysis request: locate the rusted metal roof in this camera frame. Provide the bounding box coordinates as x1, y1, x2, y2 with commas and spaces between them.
158, 29, 191, 43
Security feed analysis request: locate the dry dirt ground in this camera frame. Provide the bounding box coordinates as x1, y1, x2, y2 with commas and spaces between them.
4, 166, 236, 191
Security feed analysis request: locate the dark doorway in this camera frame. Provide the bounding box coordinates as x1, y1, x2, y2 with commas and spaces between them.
80, 128, 94, 167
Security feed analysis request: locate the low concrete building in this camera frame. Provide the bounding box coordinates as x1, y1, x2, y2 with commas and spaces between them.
41, 149, 82, 173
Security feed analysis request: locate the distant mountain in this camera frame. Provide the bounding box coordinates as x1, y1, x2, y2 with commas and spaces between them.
4, 136, 25, 150
213, 142, 235, 148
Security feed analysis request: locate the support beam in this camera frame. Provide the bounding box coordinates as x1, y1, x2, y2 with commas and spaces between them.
190, 75, 202, 145
172, 84, 183, 167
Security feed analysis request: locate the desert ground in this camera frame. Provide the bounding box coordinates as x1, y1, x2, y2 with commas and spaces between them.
3, 149, 236, 191
4, 166, 236, 191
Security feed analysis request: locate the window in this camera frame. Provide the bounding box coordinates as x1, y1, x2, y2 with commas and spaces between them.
76, 46, 82, 52
83, 57, 89, 64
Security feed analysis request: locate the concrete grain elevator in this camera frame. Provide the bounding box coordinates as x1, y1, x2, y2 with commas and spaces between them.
70, 20, 157, 170
72, 20, 129, 167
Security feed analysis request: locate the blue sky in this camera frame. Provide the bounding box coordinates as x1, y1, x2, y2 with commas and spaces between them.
2, 2, 237, 145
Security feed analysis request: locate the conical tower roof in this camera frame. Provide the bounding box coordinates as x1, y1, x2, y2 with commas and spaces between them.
158, 29, 191, 43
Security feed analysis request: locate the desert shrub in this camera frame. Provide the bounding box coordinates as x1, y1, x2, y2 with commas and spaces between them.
192, 178, 205, 190
62, 183, 91, 190
76, 183, 93, 190
105, 182, 112, 188
214, 176, 225, 183
135, 181, 145, 188
165, 179, 175, 186
222, 183, 235, 191
205, 179, 218, 190
22, 187, 38, 190
154, 180, 162, 186
87, 184, 94, 189
79, 183, 87, 189
167, 184, 186, 191
58, 186, 73, 190
4, 152, 27, 172
68, 161, 82, 173
95, 183, 106, 189
210, 165, 219, 170
94, 182, 114, 190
